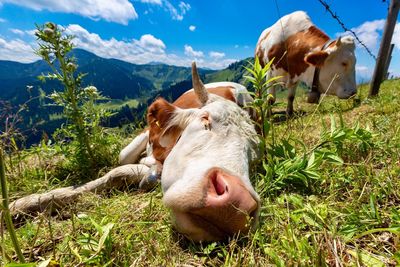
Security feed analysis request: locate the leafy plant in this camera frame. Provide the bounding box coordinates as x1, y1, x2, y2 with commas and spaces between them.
320, 114, 374, 160
35, 22, 119, 176
258, 138, 343, 195
244, 57, 281, 141
244, 58, 344, 194
0, 148, 25, 263
69, 216, 115, 266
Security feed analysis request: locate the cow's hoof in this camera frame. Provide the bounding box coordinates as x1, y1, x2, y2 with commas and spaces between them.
307, 92, 320, 104
286, 109, 294, 118
139, 167, 160, 191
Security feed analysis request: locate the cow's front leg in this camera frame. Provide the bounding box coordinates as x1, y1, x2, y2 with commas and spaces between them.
286, 84, 297, 116
307, 90, 320, 104
119, 130, 149, 165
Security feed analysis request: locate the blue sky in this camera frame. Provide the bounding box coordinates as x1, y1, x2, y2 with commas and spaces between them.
0, 0, 399, 81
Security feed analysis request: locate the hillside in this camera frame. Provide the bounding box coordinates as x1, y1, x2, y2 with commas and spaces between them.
205, 57, 253, 84
3, 79, 399, 266
0, 51, 252, 142
0, 49, 216, 104
0, 49, 248, 146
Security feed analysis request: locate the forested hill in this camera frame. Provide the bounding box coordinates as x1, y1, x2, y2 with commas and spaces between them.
0, 49, 217, 105
0, 49, 253, 146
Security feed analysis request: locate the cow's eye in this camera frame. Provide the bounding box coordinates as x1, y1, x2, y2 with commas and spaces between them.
342, 62, 348, 67
201, 113, 211, 131
203, 120, 211, 131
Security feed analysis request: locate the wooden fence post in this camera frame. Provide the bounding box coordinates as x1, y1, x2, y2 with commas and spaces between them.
384, 44, 395, 80
369, 0, 400, 96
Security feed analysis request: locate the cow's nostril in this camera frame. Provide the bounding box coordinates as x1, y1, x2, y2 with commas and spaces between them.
211, 172, 226, 196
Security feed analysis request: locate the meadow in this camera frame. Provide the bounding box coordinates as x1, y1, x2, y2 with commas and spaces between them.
1, 76, 399, 266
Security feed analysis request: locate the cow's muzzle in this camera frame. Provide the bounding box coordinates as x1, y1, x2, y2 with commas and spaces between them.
171, 167, 258, 242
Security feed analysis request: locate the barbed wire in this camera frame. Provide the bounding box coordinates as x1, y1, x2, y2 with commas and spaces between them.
317, 0, 377, 60
382, 0, 390, 10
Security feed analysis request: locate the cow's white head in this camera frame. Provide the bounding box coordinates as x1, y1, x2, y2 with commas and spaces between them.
305, 35, 357, 99
150, 63, 260, 242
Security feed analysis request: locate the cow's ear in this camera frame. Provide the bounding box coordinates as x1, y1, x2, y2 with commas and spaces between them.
304, 51, 329, 67
147, 98, 183, 148
147, 98, 177, 130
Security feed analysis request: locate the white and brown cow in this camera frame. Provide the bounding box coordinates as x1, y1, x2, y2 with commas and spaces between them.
255, 11, 357, 115
119, 63, 260, 242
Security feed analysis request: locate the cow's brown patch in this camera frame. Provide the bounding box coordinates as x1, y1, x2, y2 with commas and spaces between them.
173, 86, 236, 109
148, 86, 236, 164
262, 26, 330, 78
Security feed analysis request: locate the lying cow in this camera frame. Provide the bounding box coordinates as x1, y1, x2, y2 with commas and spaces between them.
119, 63, 260, 242
255, 10, 357, 115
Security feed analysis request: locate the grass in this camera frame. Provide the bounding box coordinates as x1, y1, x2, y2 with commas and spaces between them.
1, 79, 400, 266
97, 99, 139, 110
47, 99, 140, 122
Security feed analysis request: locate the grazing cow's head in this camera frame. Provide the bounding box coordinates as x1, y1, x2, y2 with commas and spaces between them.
305, 36, 357, 98
149, 63, 260, 242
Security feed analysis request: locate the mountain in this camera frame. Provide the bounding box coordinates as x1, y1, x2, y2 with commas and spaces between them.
205, 57, 253, 85
0, 49, 253, 147
0, 49, 215, 105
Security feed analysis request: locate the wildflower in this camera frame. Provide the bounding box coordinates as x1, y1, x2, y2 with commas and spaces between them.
66, 62, 77, 72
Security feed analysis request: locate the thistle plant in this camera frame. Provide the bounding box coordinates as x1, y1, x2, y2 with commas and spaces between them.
35, 22, 115, 175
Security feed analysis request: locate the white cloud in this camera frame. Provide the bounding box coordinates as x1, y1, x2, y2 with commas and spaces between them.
356, 65, 370, 74
140, 0, 162, 5
164, 1, 190, 20
189, 25, 196, 32
25, 29, 37, 36
184, 45, 204, 58
10, 28, 25, 35
349, 19, 385, 51
0, 0, 138, 25
0, 38, 39, 62
0, 24, 235, 69
339, 19, 400, 82
234, 44, 239, 48
66, 25, 233, 68
0, 18, 6, 23
209, 51, 225, 59
393, 22, 400, 50
342, 19, 400, 52
355, 65, 373, 83
138, 0, 191, 20
65, 24, 166, 61
179, 2, 190, 13
202, 58, 238, 69
148, 0, 190, 20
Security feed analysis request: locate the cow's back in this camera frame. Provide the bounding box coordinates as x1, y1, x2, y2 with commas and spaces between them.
256, 11, 312, 61
256, 11, 332, 82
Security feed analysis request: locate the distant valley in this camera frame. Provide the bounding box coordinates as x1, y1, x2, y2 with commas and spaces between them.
0, 49, 252, 146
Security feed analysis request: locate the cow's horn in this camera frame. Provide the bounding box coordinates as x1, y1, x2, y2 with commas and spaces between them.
191, 62, 208, 104
336, 36, 342, 47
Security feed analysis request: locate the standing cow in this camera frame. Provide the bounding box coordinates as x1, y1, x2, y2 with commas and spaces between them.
119, 63, 260, 242
255, 11, 357, 115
